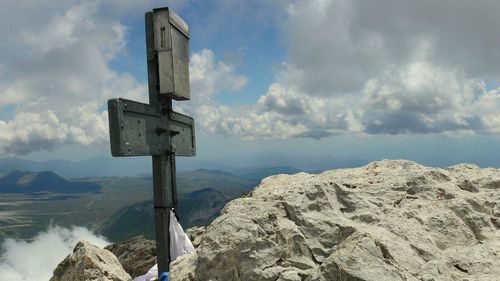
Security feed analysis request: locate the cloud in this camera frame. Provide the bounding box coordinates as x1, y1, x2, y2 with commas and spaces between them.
189, 49, 248, 104
1, 0, 499, 154
184, 0, 500, 139
280, 0, 500, 137
182, 51, 363, 139
0, 225, 109, 281
0, 1, 147, 155
284, 0, 500, 96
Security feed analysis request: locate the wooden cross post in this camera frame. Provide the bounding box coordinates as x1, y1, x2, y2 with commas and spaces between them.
107, 7, 195, 274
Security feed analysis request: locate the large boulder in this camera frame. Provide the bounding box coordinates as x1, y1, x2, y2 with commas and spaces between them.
170, 160, 500, 281
50, 240, 131, 281
105, 235, 156, 278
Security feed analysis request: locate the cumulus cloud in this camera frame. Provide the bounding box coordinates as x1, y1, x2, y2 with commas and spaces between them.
182, 50, 311, 138
0, 225, 108, 281
189, 49, 248, 104
2, 0, 499, 152
0, 1, 147, 155
280, 0, 500, 137
182, 51, 362, 139
360, 60, 490, 134
184, 0, 500, 139
284, 0, 500, 96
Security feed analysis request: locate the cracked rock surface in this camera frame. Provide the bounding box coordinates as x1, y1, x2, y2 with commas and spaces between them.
50, 240, 131, 281
170, 160, 500, 281
105, 235, 156, 278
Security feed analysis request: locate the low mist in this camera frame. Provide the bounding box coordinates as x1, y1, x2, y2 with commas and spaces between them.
0, 225, 109, 281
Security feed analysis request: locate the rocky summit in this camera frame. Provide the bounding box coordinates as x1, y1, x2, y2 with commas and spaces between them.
50, 160, 500, 281
170, 160, 500, 281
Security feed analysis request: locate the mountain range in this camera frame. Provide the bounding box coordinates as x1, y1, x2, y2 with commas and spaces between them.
0, 160, 364, 242
0, 153, 370, 179
0, 157, 152, 179
0, 170, 100, 193
101, 187, 231, 241
0, 167, 268, 242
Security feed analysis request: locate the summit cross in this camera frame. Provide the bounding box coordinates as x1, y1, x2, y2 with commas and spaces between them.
107, 7, 195, 274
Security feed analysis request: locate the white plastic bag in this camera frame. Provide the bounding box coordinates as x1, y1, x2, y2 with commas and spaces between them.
169, 210, 195, 261
133, 210, 194, 281
132, 264, 158, 281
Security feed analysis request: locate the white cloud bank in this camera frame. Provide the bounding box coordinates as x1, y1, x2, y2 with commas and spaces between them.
1, 0, 499, 155
0, 225, 108, 281
183, 0, 500, 139
181, 49, 362, 139
0, 1, 147, 155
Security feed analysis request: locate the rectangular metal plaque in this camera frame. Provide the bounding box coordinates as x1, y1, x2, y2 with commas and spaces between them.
108, 98, 195, 157
152, 8, 190, 101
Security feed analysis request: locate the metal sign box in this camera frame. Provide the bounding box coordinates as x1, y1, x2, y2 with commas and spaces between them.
152, 7, 190, 100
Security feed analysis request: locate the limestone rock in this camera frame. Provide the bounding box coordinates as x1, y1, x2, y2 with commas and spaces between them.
50, 240, 131, 281
185, 226, 206, 248
170, 160, 500, 281
103, 229, 205, 278
105, 235, 156, 278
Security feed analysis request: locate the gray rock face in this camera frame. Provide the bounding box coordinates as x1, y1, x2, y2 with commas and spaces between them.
105, 235, 156, 278
102, 228, 205, 278
170, 160, 500, 281
185, 226, 206, 249
50, 240, 131, 281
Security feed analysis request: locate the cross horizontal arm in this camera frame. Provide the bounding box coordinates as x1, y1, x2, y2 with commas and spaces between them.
108, 98, 195, 157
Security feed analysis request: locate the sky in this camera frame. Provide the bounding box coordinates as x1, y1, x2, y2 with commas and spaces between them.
0, 0, 500, 168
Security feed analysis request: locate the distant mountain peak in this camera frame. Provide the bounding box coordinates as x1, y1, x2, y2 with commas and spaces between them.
194, 169, 236, 177
187, 187, 228, 200
0, 170, 100, 193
